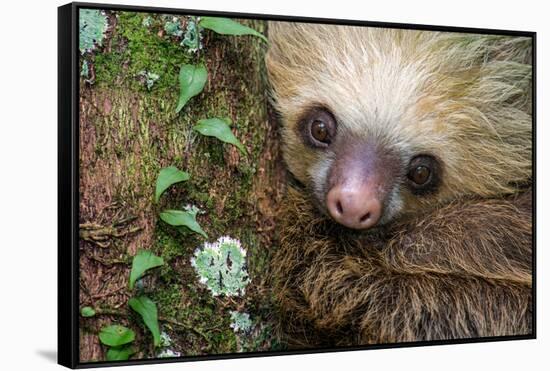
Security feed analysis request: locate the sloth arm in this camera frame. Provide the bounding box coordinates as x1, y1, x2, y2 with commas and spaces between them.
301, 253, 532, 343
382, 189, 532, 285
275, 187, 532, 343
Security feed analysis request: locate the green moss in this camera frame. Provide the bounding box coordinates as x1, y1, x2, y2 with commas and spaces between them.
151, 283, 182, 319
211, 329, 238, 353
242, 231, 266, 279
94, 12, 195, 91
152, 225, 185, 262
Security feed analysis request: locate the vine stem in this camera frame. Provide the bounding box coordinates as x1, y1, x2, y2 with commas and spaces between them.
89, 307, 212, 341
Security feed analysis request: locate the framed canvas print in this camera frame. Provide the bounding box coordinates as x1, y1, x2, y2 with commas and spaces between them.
58, 2, 536, 368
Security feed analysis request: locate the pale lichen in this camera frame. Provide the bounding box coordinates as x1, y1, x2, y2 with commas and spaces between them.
190, 236, 250, 297
138, 70, 160, 90
229, 311, 253, 333
142, 16, 153, 28
155, 330, 181, 358
181, 16, 203, 53
156, 348, 181, 358
81, 60, 89, 78
79, 9, 108, 54
159, 331, 172, 347
164, 17, 183, 37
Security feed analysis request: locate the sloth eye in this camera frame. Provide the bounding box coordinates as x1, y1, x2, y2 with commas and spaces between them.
406, 155, 441, 195
311, 120, 329, 143
409, 165, 430, 185
300, 108, 337, 148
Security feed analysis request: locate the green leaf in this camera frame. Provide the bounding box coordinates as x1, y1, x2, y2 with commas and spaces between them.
99, 325, 135, 347
193, 118, 247, 155
80, 306, 96, 317
160, 207, 208, 238
106, 345, 135, 361
200, 17, 268, 42
155, 166, 190, 202
129, 250, 164, 289
129, 296, 161, 347
176, 64, 207, 113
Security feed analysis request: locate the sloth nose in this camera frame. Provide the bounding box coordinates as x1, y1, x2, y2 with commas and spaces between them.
326, 184, 382, 229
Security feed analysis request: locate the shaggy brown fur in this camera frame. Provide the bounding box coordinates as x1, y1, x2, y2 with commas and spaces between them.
266, 23, 533, 346
272, 186, 532, 346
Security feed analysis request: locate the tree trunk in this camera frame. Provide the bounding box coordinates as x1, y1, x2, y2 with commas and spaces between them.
78, 11, 284, 362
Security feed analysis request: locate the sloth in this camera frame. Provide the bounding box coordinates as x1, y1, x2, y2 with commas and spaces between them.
265, 22, 533, 347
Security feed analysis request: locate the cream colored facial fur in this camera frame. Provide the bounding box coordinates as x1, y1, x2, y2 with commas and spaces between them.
266, 22, 532, 222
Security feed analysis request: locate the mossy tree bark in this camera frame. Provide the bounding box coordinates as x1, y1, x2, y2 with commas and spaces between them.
78, 11, 284, 362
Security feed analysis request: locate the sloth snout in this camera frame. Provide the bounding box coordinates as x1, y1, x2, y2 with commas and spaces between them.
326, 183, 382, 229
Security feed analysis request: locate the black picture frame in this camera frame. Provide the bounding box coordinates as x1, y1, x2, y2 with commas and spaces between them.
58, 2, 537, 368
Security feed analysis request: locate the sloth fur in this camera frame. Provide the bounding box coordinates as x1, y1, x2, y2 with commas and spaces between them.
272, 186, 532, 346
265, 23, 533, 346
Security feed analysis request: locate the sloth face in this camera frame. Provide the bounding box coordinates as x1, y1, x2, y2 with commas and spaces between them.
295, 105, 443, 229
266, 23, 532, 230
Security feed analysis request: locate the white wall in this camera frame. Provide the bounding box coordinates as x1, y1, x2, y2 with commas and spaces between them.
0, 0, 546, 370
